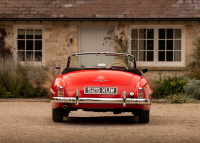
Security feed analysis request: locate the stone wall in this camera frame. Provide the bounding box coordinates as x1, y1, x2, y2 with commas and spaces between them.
0, 20, 199, 80
0, 21, 13, 51
44, 21, 78, 70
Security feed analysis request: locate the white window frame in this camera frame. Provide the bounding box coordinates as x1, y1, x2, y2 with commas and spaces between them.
13, 25, 45, 65
129, 25, 185, 67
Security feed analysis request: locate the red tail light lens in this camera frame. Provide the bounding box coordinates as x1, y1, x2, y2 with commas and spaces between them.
137, 87, 144, 98
58, 86, 64, 97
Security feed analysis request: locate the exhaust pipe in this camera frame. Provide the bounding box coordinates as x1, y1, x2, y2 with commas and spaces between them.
63, 105, 67, 109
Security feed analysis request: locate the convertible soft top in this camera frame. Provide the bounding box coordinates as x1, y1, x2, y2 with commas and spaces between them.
62, 67, 142, 76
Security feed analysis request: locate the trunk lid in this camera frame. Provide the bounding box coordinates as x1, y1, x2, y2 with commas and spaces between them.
65, 70, 134, 86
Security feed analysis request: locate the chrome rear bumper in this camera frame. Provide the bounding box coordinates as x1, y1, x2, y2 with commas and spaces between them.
51, 97, 150, 106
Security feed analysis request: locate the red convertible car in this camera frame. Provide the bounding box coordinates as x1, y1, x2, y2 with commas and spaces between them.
49, 53, 153, 123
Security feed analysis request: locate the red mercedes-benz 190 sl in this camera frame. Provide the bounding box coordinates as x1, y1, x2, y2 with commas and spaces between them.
49, 53, 153, 123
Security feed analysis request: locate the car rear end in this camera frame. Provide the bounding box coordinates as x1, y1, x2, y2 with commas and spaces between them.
50, 70, 152, 123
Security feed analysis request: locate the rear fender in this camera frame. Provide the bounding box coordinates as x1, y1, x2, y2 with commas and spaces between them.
50, 77, 66, 99
138, 78, 153, 100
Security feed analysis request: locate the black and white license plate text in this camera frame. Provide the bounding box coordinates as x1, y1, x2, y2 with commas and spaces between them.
84, 87, 118, 95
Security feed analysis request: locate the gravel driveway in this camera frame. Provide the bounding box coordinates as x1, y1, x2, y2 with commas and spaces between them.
0, 101, 200, 143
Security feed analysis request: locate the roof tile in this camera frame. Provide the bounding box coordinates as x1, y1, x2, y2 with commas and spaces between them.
0, 0, 200, 19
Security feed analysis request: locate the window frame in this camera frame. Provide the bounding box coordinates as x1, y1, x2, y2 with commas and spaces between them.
13, 25, 45, 65
129, 25, 185, 67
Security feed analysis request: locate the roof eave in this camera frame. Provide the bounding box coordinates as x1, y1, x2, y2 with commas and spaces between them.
0, 18, 200, 22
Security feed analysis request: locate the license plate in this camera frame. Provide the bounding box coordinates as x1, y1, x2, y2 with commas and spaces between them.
84, 87, 118, 95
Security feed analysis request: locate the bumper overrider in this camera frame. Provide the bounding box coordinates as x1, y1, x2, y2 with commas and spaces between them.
51, 91, 151, 107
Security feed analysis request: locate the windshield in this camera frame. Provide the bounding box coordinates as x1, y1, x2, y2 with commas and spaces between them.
68, 53, 134, 69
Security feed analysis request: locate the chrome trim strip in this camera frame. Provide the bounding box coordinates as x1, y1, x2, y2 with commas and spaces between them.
52, 97, 150, 105
69, 52, 133, 58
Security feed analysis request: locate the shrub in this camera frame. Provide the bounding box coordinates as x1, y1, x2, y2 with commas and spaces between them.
187, 36, 200, 79
155, 75, 187, 98
0, 57, 49, 98
147, 79, 159, 99
188, 62, 200, 80
0, 85, 9, 98
184, 79, 200, 100
25, 64, 49, 98
0, 57, 33, 98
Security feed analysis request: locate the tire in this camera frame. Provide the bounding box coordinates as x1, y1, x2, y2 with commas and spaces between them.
63, 110, 69, 117
139, 110, 149, 123
132, 110, 140, 116
52, 108, 63, 122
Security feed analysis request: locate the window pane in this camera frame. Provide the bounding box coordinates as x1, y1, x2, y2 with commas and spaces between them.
158, 51, 165, 61
174, 51, 181, 61
147, 51, 153, 61
17, 28, 43, 62
18, 29, 25, 39
26, 51, 33, 61
175, 29, 181, 39
174, 40, 181, 50
167, 29, 173, 39
159, 29, 165, 39
147, 40, 154, 50
35, 52, 42, 61
17, 51, 25, 61
167, 51, 173, 61
17, 40, 25, 50
26, 29, 33, 39
147, 29, 154, 39
139, 29, 146, 39
131, 29, 138, 39
139, 40, 146, 50
167, 40, 173, 50
131, 51, 138, 60
35, 29, 42, 39
131, 40, 138, 50
35, 41, 42, 50
139, 51, 146, 61
159, 40, 165, 50
26, 40, 33, 50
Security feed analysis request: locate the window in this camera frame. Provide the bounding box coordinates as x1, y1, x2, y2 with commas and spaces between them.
131, 28, 154, 61
130, 26, 184, 67
158, 29, 182, 62
15, 27, 44, 63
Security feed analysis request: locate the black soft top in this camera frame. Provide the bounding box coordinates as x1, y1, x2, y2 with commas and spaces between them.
62, 67, 142, 76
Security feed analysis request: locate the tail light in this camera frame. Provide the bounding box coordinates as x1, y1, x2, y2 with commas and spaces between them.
58, 86, 64, 97
137, 87, 144, 98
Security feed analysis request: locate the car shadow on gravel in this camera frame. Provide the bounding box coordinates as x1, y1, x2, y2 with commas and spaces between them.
62, 116, 141, 125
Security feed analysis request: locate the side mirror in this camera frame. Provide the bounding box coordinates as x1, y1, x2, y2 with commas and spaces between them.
142, 68, 148, 73
54, 67, 61, 71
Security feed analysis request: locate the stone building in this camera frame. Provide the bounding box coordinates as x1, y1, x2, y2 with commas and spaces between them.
0, 0, 200, 78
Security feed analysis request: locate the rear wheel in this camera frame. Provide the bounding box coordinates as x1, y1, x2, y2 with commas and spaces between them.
139, 110, 149, 123
52, 108, 63, 122
63, 110, 70, 117
132, 110, 140, 116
